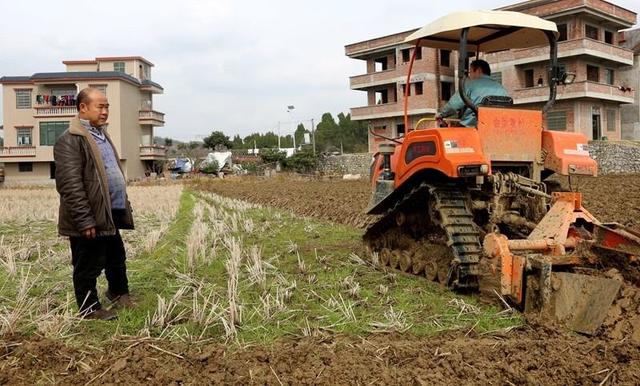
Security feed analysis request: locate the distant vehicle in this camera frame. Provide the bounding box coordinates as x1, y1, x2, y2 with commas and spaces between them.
169, 158, 193, 174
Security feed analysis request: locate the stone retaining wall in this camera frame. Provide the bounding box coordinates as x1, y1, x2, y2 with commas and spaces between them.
588, 140, 640, 175
318, 153, 371, 176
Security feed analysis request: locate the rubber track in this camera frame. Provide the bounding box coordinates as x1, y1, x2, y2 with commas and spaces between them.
429, 185, 481, 290
364, 182, 481, 290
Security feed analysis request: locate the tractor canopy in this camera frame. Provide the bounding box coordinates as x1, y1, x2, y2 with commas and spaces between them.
404, 10, 558, 52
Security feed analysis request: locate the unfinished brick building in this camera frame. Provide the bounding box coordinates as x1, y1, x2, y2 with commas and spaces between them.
345, 0, 637, 152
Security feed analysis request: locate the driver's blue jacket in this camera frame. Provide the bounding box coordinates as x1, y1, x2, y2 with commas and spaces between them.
439, 75, 509, 127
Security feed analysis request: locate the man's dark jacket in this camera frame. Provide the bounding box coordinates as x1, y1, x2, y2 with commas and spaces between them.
54, 117, 134, 237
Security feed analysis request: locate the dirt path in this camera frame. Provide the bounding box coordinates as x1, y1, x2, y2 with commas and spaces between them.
2, 327, 639, 385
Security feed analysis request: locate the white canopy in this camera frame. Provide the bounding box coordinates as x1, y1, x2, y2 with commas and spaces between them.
404, 10, 558, 52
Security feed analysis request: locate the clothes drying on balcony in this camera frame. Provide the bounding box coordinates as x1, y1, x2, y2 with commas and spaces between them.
35, 94, 76, 107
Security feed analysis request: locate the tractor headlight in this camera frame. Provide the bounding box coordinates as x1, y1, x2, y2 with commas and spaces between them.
480, 164, 490, 174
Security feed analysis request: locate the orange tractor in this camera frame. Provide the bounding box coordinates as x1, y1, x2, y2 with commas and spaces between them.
364, 11, 640, 334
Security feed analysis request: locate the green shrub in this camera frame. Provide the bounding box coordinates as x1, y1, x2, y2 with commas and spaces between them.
283, 149, 318, 173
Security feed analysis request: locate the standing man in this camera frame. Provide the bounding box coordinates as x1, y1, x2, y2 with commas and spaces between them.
54, 88, 135, 320
437, 59, 508, 127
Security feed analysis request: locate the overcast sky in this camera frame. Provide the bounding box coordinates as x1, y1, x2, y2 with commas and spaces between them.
0, 0, 638, 141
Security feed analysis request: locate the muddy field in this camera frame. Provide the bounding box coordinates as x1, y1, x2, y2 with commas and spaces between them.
2, 326, 640, 385
3, 176, 640, 385
189, 174, 640, 384
192, 174, 640, 231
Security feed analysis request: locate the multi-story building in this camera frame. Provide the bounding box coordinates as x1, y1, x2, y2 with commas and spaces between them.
0, 56, 166, 185
491, 0, 636, 140
345, 0, 637, 152
345, 30, 458, 152
620, 27, 640, 139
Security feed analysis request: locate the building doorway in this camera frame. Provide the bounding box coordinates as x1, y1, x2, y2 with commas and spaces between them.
592, 112, 601, 140
49, 162, 56, 179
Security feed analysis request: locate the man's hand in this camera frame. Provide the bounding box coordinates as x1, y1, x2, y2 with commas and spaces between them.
82, 227, 96, 239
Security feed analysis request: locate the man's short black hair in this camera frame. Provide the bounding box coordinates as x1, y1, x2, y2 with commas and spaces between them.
470, 59, 491, 76
76, 88, 101, 111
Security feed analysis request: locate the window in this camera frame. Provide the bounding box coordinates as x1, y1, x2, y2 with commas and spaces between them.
558, 24, 568, 41
585, 25, 599, 40
17, 128, 32, 146
375, 89, 388, 104
18, 162, 33, 172
546, 111, 567, 131
607, 109, 616, 132
374, 57, 388, 72
114, 62, 125, 73
490, 71, 503, 85
39, 121, 69, 146
441, 81, 453, 100
605, 69, 615, 85
440, 50, 451, 67
414, 47, 422, 60
401, 49, 410, 63
141, 98, 153, 110
587, 65, 599, 82
396, 123, 405, 137
414, 82, 423, 95
605, 30, 613, 44
90, 84, 107, 95
524, 69, 535, 88
401, 84, 411, 97
16, 89, 32, 109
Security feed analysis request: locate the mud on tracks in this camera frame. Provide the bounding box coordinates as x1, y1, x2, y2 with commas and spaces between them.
2, 329, 640, 385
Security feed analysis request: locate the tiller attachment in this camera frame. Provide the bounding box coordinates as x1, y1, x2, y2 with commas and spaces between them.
484, 192, 640, 334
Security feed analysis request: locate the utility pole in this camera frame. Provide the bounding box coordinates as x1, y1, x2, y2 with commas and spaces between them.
287, 105, 295, 154
277, 121, 281, 150
311, 118, 316, 155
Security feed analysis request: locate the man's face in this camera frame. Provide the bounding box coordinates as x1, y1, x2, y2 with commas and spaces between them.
79, 91, 109, 127
469, 66, 483, 80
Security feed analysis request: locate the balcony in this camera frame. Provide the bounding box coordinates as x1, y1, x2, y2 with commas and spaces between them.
140, 145, 167, 160
351, 100, 436, 121
0, 146, 36, 158
138, 110, 165, 126
512, 39, 634, 66
140, 79, 164, 94
350, 69, 398, 90
512, 81, 634, 104
34, 106, 77, 117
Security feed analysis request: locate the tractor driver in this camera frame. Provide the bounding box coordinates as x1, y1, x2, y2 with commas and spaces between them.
436, 59, 508, 127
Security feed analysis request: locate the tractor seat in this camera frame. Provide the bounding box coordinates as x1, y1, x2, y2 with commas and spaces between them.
479, 95, 513, 107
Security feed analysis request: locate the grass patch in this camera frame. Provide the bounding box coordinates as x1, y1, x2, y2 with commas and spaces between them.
1, 186, 521, 347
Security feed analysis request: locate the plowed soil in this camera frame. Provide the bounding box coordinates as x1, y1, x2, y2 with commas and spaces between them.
4, 175, 639, 385
192, 174, 640, 231
2, 328, 640, 385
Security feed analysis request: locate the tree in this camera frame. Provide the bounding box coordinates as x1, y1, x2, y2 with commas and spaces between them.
315, 113, 340, 153
294, 123, 306, 147
231, 134, 243, 149
203, 131, 232, 150
164, 137, 173, 147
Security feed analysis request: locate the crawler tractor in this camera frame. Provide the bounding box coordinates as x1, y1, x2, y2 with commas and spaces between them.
365, 11, 640, 333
